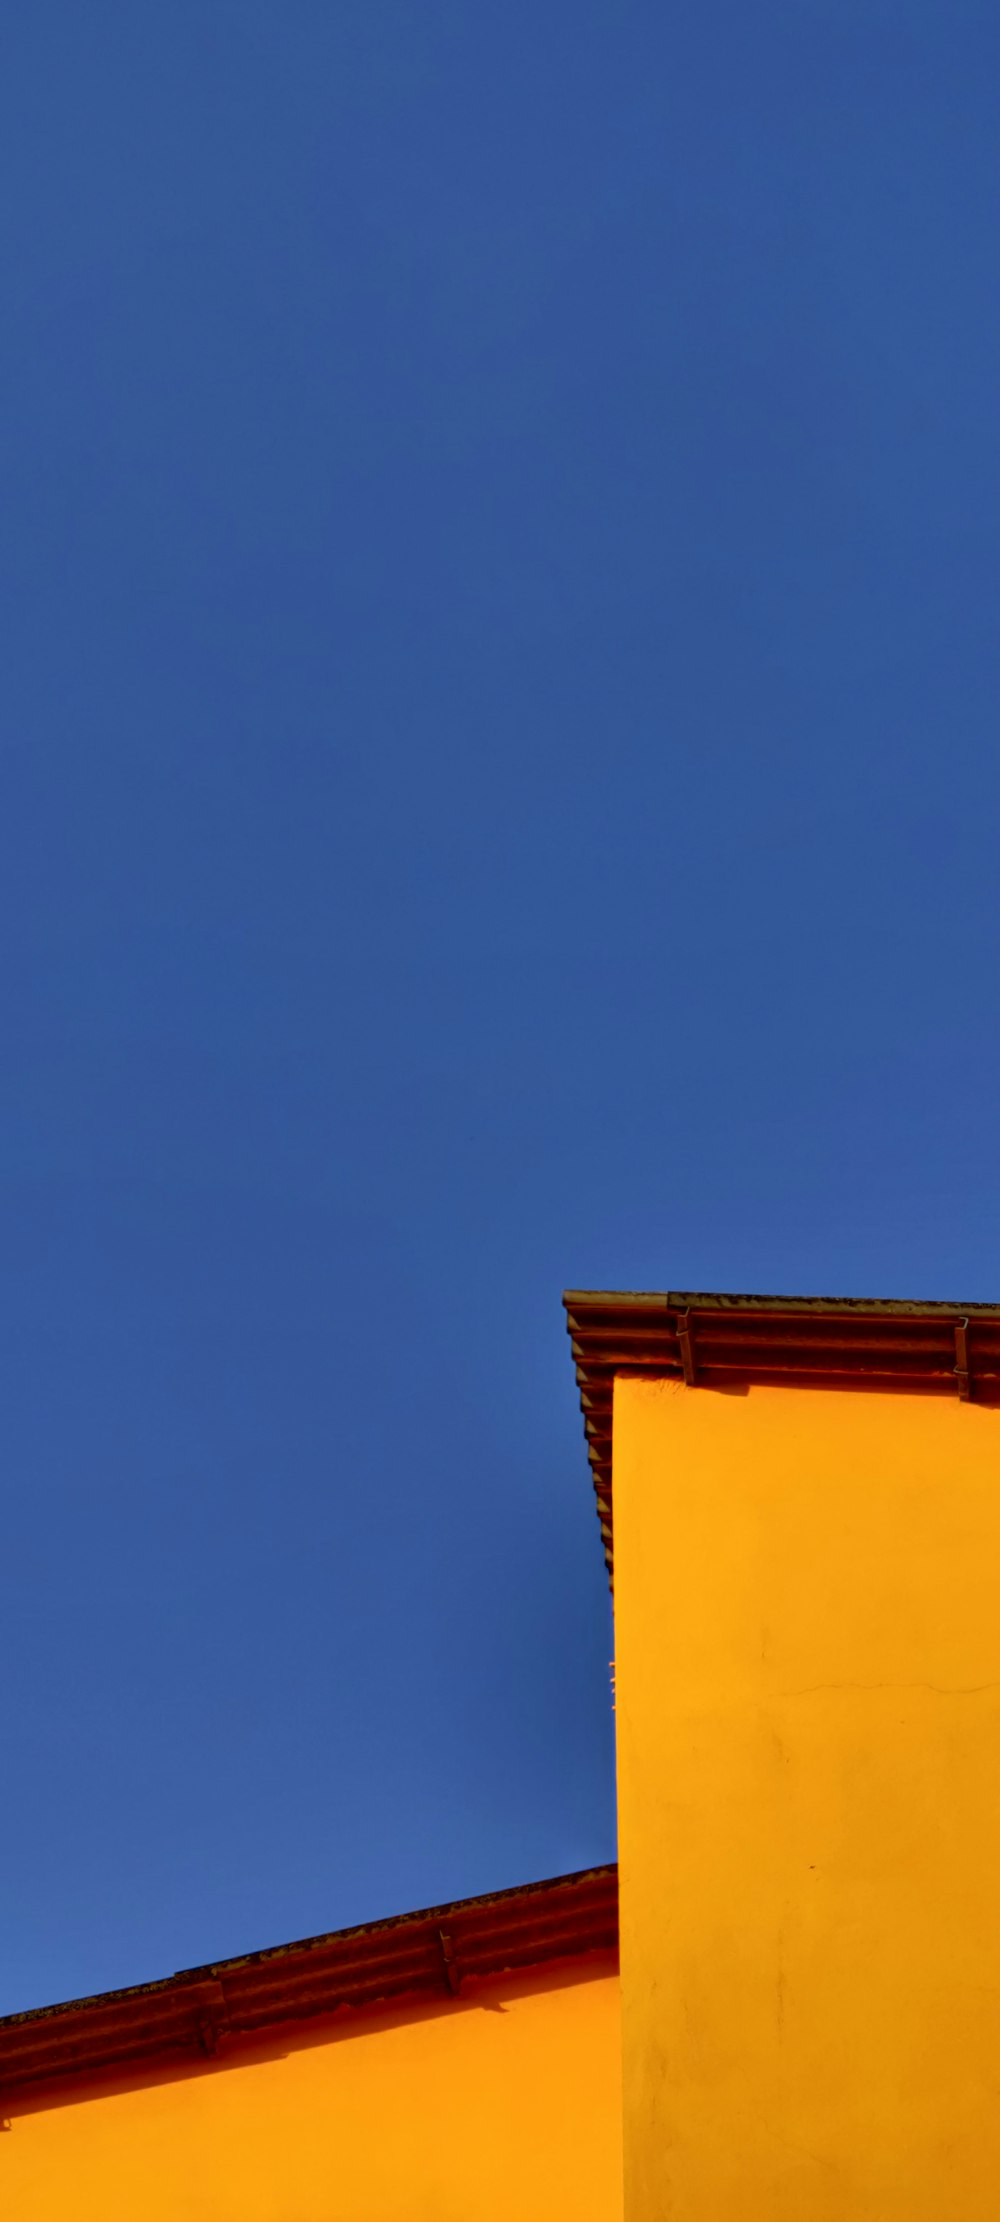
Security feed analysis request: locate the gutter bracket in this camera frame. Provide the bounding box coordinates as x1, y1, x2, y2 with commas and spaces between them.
193, 1980, 229, 2057
437, 1928, 461, 1995
955, 1318, 972, 1401
676, 1310, 697, 1386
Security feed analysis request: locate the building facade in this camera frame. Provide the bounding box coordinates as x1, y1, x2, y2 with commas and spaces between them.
570, 1288, 1000, 2219
5, 1288, 1000, 2218
0, 1870, 621, 2218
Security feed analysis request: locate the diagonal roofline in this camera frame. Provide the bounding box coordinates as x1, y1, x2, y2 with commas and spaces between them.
0, 1864, 618, 2099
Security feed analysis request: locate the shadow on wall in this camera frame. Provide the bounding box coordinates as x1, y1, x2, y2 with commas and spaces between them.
1, 1953, 619, 2125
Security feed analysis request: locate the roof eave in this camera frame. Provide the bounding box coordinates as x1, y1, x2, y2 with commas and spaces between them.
565, 1288, 1000, 1589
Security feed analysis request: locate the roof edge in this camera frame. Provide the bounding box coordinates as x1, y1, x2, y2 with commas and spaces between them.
564, 1288, 1000, 1587
0, 1865, 618, 2099
564, 1288, 1000, 1319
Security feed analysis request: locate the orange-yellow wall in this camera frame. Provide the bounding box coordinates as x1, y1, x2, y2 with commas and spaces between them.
2, 1961, 621, 2222
614, 1377, 1000, 2220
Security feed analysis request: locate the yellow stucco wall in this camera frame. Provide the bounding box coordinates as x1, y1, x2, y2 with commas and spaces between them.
614, 1376, 1000, 2220
1, 1961, 621, 2222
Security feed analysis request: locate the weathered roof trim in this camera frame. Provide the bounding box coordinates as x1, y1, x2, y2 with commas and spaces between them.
0, 1865, 618, 2099
565, 1289, 1000, 1584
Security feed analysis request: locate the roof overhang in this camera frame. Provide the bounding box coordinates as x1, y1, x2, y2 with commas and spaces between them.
565, 1289, 1000, 1585
0, 1864, 617, 2099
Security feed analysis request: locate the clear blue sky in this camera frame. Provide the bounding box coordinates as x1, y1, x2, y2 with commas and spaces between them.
3, 2, 1000, 2013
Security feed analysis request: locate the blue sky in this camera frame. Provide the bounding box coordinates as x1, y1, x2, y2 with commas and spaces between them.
3, 2, 1000, 2011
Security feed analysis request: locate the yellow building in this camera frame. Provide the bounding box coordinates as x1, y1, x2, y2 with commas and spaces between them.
0, 1869, 621, 2219
5, 1287, 1000, 2218
570, 1287, 1000, 2220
